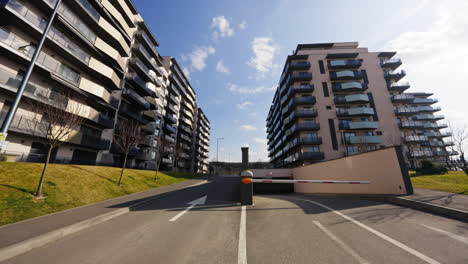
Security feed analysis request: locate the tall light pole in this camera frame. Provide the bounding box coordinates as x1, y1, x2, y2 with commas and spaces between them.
216, 137, 224, 175
0, 0, 62, 146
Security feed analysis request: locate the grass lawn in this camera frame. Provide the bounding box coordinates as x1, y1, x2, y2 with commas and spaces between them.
0, 162, 204, 226
410, 171, 468, 195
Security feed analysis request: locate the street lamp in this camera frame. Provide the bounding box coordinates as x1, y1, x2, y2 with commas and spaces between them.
216, 137, 224, 175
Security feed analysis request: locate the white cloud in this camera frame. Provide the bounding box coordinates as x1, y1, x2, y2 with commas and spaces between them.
239, 21, 247, 30
182, 67, 190, 78
186, 46, 216, 71
240, 125, 257, 131
247, 37, 279, 77
254, 137, 267, 145
237, 101, 253, 110
216, 60, 230, 74
211, 16, 234, 40
227, 83, 276, 94
384, 1, 468, 135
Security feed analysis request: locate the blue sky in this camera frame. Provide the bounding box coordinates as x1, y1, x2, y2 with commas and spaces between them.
134, 0, 468, 162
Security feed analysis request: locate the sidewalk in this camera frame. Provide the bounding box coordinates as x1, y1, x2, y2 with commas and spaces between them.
386, 188, 468, 222
0, 179, 208, 251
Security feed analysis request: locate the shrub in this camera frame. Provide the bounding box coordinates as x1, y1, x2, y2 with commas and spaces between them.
415, 159, 448, 175
0, 155, 7, 162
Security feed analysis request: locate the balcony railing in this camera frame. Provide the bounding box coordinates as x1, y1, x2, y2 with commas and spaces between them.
388, 81, 410, 92
328, 59, 362, 69
384, 70, 406, 81
330, 70, 364, 80
165, 124, 177, 134
414, 114, 444, 121
418, 106, 441, 113
296, 122, 320, 131
394, 107, 419, 115
298, 152, 324, 161
123, 89, 150, 109
298, 137, 322, 145
339, 121, 379, 130
399, 121, 425, 129
345, 136, 382, 144
290, 72, 312, 81
57, 3, 97, 44
332, 82, 367, 92
289, 61, 311, 70
405, 135, 428, 142
408, 150, 433, 157
292, 96, 316, 106
80, 134, 110, 150
334, 94, 369, 104
294, 109, 318, 118
413, 98, 438, 105
336, 107, 374, 117
381, 58, 402, 69
0, 29, 81, 85
391, 94, 415, 102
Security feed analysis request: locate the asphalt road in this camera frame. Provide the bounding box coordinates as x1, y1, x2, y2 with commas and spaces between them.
3, 176, 468, 264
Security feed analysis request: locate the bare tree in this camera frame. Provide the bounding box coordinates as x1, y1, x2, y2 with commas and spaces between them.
154, 137, 171, 181
114, 119, 141, 185
27, 94, 85, 198
448, 121, 468, 175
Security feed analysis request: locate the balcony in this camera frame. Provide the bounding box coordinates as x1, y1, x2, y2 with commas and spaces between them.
162, 158, 173, 165
413, 114, 445, 121
122, 89, 150, 109
418, 106, 441, 113
405, 135, 428, 143
165, 124, 177, 134
395, 107, 419, 115
388, 81, 410, 92
437, 123, 448, 129
142, 121, 159, 133
167, 103, 179, 114
126, 73, 154, 96
330, 70, 364, 81
130, 58, 154, 82
283, 85, 315, 100
165, 113, 177, 124
334, 94, 369, 105
135, 31, 159, 58
140, 135, 157, 147
180, 125, 192, 134
332, 82, 368, 93
298, 152, 325, 161
289, 61, 311, 71
298, 137, 322, 145
346, 136, 382, 144
413, 98, 438, 105
96, 114, 114, 129
180, 134, 192, 143
119, 103, 146, 124
294, 109, 318, 118
384, 70, 406, 82
336, 107, 374, 117
425, 132, 451, 138
292, 96, 316, 106
290, 72, 312, 82
296, 122, 320, 131
137, 148, 156, 161
132, 44, 159, 71
143, 110, 159, 120
433, 151, 450, 157
327, 59, 362, 70
381, 58, 402, 69
391, 94, 415, 103
339, 121, 379, 130
408, 150, 433, 157
165, 135, 176, 144
399, 121, 425, 129
79, 134, 110, 150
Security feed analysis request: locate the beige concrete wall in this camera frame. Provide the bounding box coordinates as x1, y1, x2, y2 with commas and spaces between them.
293, 147, 407, 195
98, 18, 130, 55
88, 58, 121, 88
94, 38, 126, 70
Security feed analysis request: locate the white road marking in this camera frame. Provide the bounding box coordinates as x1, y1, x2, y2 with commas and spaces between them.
238, 205, 247, 264
421, 224, 468, 245
169, 196, 207, 222
313, 221, 369, 264
291, 197, 441, 264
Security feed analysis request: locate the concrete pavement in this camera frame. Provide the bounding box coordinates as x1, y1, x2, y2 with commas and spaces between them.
2, 176, 468, 264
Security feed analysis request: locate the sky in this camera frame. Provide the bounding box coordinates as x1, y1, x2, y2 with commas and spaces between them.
134, 0, 468, 162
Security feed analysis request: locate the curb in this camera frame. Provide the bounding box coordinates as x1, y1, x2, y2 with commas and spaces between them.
384, 196, 468, 222
0, 180, 208, 262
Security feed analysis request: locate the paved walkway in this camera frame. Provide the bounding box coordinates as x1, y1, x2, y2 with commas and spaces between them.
0, 178, 208, 249
404, 188, 468, 212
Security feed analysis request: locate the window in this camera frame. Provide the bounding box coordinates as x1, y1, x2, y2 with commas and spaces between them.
346, 146, 359, 154
328, 119, 338, 150
318, 60, 325, 74
367, 146, 378, 151
322, 82, 329, 97
326, 106, 332, 110
376, 131, 383, 135
366, 131, 373, 136
306, 146, 320, 152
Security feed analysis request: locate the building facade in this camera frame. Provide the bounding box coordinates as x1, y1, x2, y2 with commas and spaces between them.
266, 42, 454, 169
0, 0, 209, 172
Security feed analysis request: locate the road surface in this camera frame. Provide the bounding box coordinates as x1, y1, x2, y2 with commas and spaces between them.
3, 176, 468, 264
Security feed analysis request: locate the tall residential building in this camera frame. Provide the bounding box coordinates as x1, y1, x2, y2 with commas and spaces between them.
266, 42, 454, 169
194, 107, 210, 173
0, 0, 209, 172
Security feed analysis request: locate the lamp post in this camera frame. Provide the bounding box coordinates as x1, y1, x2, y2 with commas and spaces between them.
0, 0, 62, 147
216, 137, 224, 175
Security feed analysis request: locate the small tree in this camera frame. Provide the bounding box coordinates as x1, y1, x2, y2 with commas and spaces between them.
448, 122, 468, 175
114, 119, 141, 185
27, 94, 85, 198
154, 137, 171, 181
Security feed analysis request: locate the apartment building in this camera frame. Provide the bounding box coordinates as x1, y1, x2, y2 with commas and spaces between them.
0, 0, 209, 171
266, 42, 454, 169
194, 107, 210, 173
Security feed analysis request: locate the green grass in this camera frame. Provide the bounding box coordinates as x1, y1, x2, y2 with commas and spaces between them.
410, 171, 468, 195
0, 162, 204, 226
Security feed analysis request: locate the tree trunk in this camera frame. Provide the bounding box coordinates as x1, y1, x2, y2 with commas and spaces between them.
118, 153, 128, 186
460, 152, 468, 176
154, 157, 161, 181
35, 145, 53, 197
